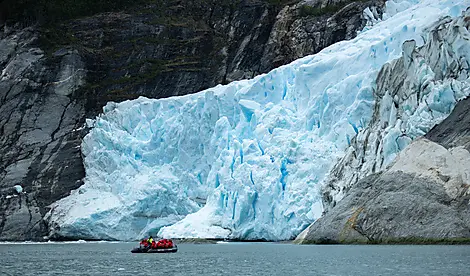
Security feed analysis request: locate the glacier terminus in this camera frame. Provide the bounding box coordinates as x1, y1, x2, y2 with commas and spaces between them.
46, 0, 470, 241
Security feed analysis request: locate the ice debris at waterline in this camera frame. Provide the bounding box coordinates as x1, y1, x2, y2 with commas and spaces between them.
14, 185, 23, 194
46, 0, 470, 241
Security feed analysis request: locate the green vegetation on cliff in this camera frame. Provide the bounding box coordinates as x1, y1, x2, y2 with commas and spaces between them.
1, 0, 155, 24
0, 0, 297, 25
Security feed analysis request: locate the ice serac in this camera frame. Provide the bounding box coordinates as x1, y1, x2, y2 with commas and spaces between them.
47, 0, 470, 241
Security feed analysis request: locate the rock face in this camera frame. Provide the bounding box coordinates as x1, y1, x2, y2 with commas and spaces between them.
0, 0, 384, 240
297, 11, 470, 244
425, 96, 470, 151
0, 28, 87, 240
296, 134, 470, 243
261, 0, 382, 71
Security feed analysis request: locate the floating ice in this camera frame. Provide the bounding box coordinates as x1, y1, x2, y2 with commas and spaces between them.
14, 185, 23, 194
46, 0, 470, 241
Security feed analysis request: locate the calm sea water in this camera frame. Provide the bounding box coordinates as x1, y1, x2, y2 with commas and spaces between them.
1, 242, 469, 275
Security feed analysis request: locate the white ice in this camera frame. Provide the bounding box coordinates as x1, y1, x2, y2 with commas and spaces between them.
14, 185, 23, 194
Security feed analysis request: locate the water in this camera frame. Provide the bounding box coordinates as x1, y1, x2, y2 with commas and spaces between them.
1, 242, 469, 275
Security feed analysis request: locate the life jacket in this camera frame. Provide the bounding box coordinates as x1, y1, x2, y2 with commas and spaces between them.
151, 241, 157, 249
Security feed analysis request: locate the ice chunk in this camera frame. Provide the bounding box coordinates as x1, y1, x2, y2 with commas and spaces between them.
239, 99, 261, 121
14, 185, 23, 194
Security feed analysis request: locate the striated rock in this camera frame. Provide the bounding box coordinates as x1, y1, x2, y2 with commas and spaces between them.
0, 27, 86, 240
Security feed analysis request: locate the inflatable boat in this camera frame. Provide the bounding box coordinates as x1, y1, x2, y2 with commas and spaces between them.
131, 246, 177, 253
131, 238, 177, 253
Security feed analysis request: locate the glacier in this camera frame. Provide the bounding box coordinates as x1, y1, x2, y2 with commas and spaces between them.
46, 0, 470, 241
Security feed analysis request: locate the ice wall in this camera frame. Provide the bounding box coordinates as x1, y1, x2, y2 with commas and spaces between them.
47, 0, 470, 241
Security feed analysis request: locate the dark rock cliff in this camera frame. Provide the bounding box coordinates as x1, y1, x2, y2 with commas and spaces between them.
0, 28, 86, 240
425, 97, 470, 151
0, 0, 384, 240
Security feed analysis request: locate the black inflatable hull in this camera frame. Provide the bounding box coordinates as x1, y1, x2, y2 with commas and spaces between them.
131, 247, 178, 253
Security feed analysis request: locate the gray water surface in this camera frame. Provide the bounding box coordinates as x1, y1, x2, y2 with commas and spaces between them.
1, 242, 469, 275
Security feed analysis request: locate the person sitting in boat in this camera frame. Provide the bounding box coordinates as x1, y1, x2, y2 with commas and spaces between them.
139, 239, 148, 249
147, 236, 154, 246
162, 239, 169, 248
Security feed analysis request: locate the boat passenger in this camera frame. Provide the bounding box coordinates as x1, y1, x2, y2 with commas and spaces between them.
140, 239, 148, 249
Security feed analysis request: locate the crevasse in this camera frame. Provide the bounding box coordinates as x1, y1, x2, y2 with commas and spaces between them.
47, 0, 470, 241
